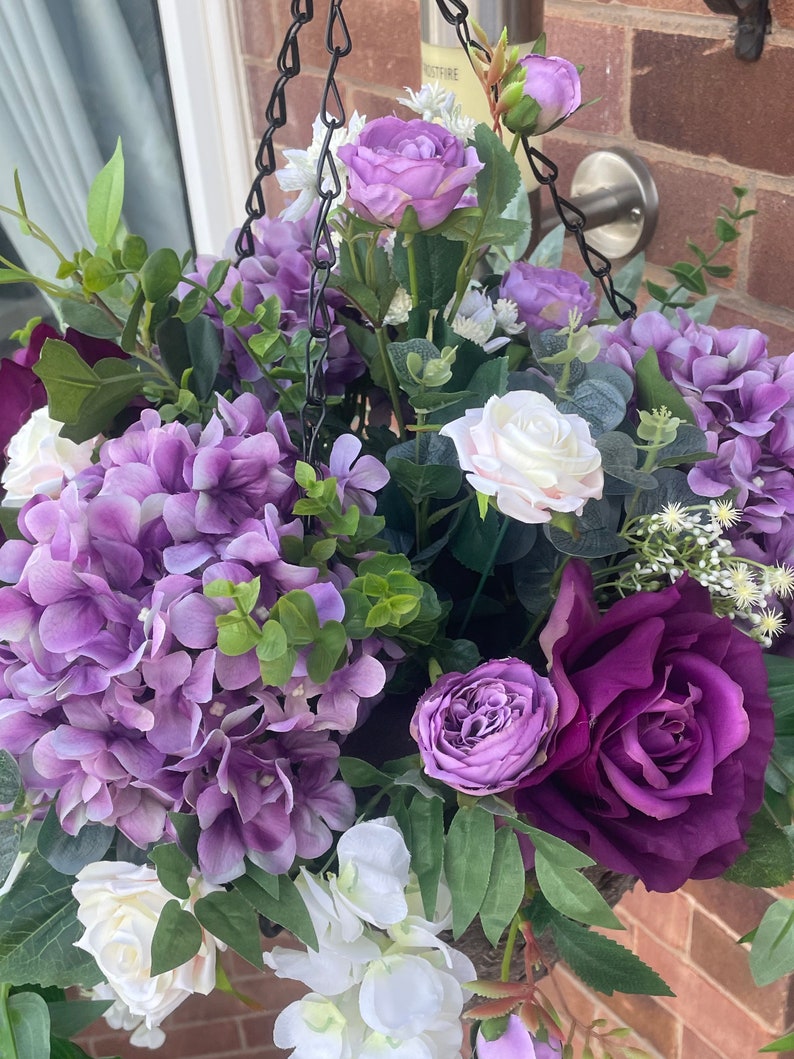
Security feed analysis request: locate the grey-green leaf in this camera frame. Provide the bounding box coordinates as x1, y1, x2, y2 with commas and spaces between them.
8, 990, 51, 1059
749, 899, 794, 987
37, 808, 113, 875
0, 749, 21, 805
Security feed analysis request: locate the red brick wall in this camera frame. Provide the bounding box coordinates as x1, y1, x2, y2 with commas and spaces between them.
76, 3, 794, 1057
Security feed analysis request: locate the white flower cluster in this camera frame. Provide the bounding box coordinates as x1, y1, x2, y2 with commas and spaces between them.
449, 288, 524, 353
265, 817, 475, 1059
398, 83, 478, 140
277, 110, 367, 222
622, 501, 794, 645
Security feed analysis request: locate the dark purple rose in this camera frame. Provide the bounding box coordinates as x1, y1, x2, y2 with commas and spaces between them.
514, 561, 774, 892
499, 262, 597, 333
410, 658, 558, 796
337, 117, 484, 231
503, 54, 582, 136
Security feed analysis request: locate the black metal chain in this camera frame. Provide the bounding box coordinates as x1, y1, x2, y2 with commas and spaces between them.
234, 1, 315, 263
300, 0, 351, 467
432, 0, 637, 321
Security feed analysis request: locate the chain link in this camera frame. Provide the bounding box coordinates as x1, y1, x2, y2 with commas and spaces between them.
234, 1, 315, 263
300, 0, 351, 467
432, 0, 636, 321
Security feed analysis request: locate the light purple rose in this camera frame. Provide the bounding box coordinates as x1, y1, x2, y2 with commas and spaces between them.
503, 54, 582, 136
410, 659, 558, 796
499, 262, 597, 333
514, 561, 775, 892
476, 1017, 563, 1059
336, 116, 484, 231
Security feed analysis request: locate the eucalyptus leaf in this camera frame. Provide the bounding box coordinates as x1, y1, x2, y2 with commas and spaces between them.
0, 750, 21, 805
140, 247, 182, 304
59, 300, 122, 339
37, 808, 113, 875
7, 990, 51, 1059
0, 819, 21, 888
529, 223, 565, 269
558, 378, 627, 436
749, 899, 794, 987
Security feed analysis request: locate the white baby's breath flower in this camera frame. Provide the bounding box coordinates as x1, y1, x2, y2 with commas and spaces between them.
277, 110, 366, 221
659, 502, 687, 533
753, 607, 786, 638
728, 563, 764, 608
769, 564, 794, 599
709, 498, 742, 528
383, 286, 413, 326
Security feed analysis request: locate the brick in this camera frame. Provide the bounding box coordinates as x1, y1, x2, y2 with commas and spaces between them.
707, 303, 794, 353
543, 15, 628, 136
237, 0, 277, 62
749, 188, 794, 312
345, 87, 417, 124
690, 909, 794, 1032
619, 884, 691, 954
684, 875, 774, 937
773, 0, 794, 27
595, 989, 680, 1058
631, 32, 794, 177
680, 1025, 725, 1059
635, 926, 779, 1057
276, 0, 421, 90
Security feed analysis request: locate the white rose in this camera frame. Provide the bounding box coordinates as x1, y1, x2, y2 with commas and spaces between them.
440, 390, 603, 524
73, 861, 224, 1047
1, 406, 98, 506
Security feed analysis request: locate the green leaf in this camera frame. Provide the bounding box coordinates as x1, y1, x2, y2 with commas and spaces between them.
37, 809, 113, 876
7, 990, 51, 1059
511, 821, 594, 868
206, 259, 231, 295
33, 338, 101, 423
140, 247, 182, 303
233, 870, 318, 951
307, 620, 348, 685
444, 805, 496, 938
388, 458, 462, 505
547, 908, 674, 996
472, 123, 523, 238
59, 300, 121, 339
749, 899, 794, 987
0, 820, 22, 888
723, 812, 794, 888
151, 842, 194, 899
193, 888, 263, 968
715, 217, 739, 243
530, 223, 565, 269
168, 811, 200, 865
87, 138, 124, 246
150, 899, 203, 975
82, 255, 117, 294
155, 314, 222, 400
50, 1038, 118, 1059
408, 794, 445, 921
535, 854, 623, 929
393, 232, 466, 313
0, 750, 21, 805
0, 851, 102, 987
120, 286, 145, 353
47, 998, 112, 1038
766, 655, 794, 737
760, 1031, 794, 1052
666, 262, 708, 296
121, 234, 148, 271
176, 286, 209, 323
338, 757, 392, 788
243, 859, 280, 899
633, 347, 695, 424
479, 827, 525, 947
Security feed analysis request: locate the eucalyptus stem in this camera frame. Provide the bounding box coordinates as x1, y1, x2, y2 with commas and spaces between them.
500, 916, 521, 982
0, 983, 18, 1059
0, 203, 70, 264
459, 515, 511, 637
374, 327, 406, 441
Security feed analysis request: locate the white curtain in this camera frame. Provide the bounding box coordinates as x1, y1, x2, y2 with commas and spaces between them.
0, 0, 191, 283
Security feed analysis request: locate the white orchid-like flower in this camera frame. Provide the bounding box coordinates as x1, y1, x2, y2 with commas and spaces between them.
398, 82, 478, 140
449, 288, 525, 353
277, 110, 367, 221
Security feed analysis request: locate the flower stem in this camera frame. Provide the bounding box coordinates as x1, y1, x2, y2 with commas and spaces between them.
375, 326, 406, 441
0, 983, 19, 1059
405, 236, 420, 309
500, 915, 521, 982
459, 514, 511, 637
509, 132, 522, 158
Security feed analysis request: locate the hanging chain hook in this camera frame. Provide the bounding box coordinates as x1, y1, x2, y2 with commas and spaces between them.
432, 0, 637, 321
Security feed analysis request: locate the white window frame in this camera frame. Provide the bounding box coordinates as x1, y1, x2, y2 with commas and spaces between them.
157, 0, 254, 255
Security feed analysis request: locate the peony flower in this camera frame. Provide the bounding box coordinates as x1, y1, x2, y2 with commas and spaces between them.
411, 659, 558, 795
440, 390, 603, 524
502, 54, 582, 137
73, 861, 224, 1048
476, 1016, 563, 1059
1, 407, 99, 507
499, 261, 597, 333
337, 116, 484, 230
514, 561, 775, 892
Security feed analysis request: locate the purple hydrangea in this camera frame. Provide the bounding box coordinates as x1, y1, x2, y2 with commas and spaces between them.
0, 395, 391, 882
183, 213, 364, 397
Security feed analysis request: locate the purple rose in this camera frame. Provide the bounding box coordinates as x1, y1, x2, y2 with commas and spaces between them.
499, 262, 597, 333
477, 1018, 562, 1059
503, 54, 582, 136
410, 659, 558, 796
337, 117, 484, 231
514, 562, 774, 892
